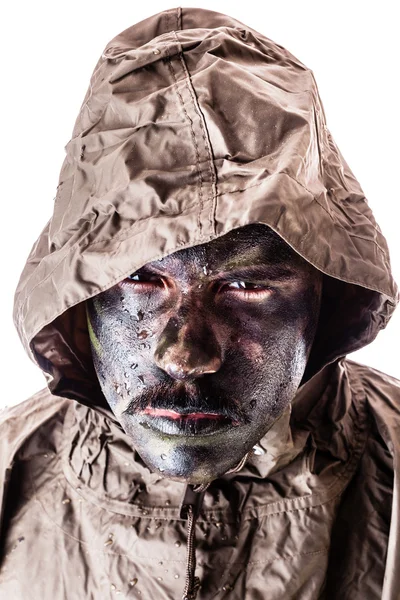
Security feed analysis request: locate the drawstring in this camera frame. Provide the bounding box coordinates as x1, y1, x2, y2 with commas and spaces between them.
180, 483, 208, 600
180, 451, 251, 600
182, 504, 201, 599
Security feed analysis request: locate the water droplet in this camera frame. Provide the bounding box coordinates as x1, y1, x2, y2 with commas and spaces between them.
129, 578, 138, 587
111, 583, 116, 590
104, 534, 114, 546
165, 500, 171, 506
124, 461, 129, 467
141, 509, 148, 516
115, 385, 122, 395
222, 583, 234, 591
252, 443, 265, 456
138, 330, 148, 339
160, 453, 167, 460
137, 375, 145, 385
153, 48, 161, 55
137, 310, 144, 321
131, 363, 138, 370
159, 467, 165, 472
43, 453, 48, 458
62, 498, 71, 504
174, 574, 179, 579
215, 522, 222, 528
174, 541, 181, 547
157, 577, 163, 581
76, 486, 82, 492
203, 265, 208, 275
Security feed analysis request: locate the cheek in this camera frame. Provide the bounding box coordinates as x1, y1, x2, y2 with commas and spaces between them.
223, 303, 311, 405
87, 290, 169, 408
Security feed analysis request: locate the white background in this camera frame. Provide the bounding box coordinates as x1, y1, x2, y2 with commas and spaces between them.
1, 1, 399, 409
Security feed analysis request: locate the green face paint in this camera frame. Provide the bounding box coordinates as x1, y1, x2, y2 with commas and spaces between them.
86, 303, 103, 358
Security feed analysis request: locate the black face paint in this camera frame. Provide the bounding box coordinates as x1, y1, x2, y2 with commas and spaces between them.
86, 224, 323, 484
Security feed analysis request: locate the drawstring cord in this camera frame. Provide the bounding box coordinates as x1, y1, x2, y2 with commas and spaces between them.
181, 483, 209, 600
182, 504, 201, 600
181, 451, 251, 600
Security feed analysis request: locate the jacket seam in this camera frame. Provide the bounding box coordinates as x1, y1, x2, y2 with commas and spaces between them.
165, 46, 205, 236
174, 30, 219, 236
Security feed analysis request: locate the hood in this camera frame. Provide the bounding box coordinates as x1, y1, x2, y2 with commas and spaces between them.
13, 6, 398, 412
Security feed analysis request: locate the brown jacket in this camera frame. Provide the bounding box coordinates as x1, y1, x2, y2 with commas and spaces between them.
2, 7, 400, 599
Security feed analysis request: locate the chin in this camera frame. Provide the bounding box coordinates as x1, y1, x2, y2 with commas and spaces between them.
120, 415, 261, 485
136, 448, 233, 485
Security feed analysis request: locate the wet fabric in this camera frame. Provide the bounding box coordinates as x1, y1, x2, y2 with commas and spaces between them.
2, 6, 400, 599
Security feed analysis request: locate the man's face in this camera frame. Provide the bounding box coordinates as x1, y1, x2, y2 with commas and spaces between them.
86, 224, 322, 484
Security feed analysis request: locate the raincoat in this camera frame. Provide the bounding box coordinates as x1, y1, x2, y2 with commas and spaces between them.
2, 6, 400, 599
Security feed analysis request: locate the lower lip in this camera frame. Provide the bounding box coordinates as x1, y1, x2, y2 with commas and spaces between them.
135, 408, 234, 436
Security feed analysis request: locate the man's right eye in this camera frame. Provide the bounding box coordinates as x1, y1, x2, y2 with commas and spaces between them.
124, 272, 164, 288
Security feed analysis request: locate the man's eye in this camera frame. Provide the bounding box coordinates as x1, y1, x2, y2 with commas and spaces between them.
221, 281, 272, 299
125, 272, 164, 287
226, 281, 262, 290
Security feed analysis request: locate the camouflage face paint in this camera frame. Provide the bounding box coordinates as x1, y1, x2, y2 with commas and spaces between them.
87, 224, 323, 484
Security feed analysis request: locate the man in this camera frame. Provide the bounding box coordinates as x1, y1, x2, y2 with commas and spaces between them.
1, 6, 399, 599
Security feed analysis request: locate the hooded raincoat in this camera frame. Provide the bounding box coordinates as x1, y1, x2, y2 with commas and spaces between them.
2, 7, 400, 600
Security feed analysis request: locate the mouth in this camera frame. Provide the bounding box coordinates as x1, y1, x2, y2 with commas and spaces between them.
134, 407, 237, 436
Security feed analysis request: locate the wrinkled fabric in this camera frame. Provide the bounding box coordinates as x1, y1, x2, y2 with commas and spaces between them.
2, 6, 400, 599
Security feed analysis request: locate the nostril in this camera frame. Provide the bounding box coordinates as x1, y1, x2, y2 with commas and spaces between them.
162, 356, 222, 381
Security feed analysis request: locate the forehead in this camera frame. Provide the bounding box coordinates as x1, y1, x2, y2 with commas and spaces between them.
149, 224, 309, 273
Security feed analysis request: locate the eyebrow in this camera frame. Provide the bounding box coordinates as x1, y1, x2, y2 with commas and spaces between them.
218, 265, 297, 281
138, 262, 298, 282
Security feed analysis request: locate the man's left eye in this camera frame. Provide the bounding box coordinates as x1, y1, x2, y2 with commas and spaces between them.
226, 281, 263, 290
221, 281, 272, 299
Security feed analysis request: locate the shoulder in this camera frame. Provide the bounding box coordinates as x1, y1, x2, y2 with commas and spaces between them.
344, 358, 400, 404
344, 358, 400, 453
0, 388, 70, 537
0, 388, 70, 460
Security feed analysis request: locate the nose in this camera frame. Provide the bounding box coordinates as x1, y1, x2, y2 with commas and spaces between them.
154, 316, 222, 381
